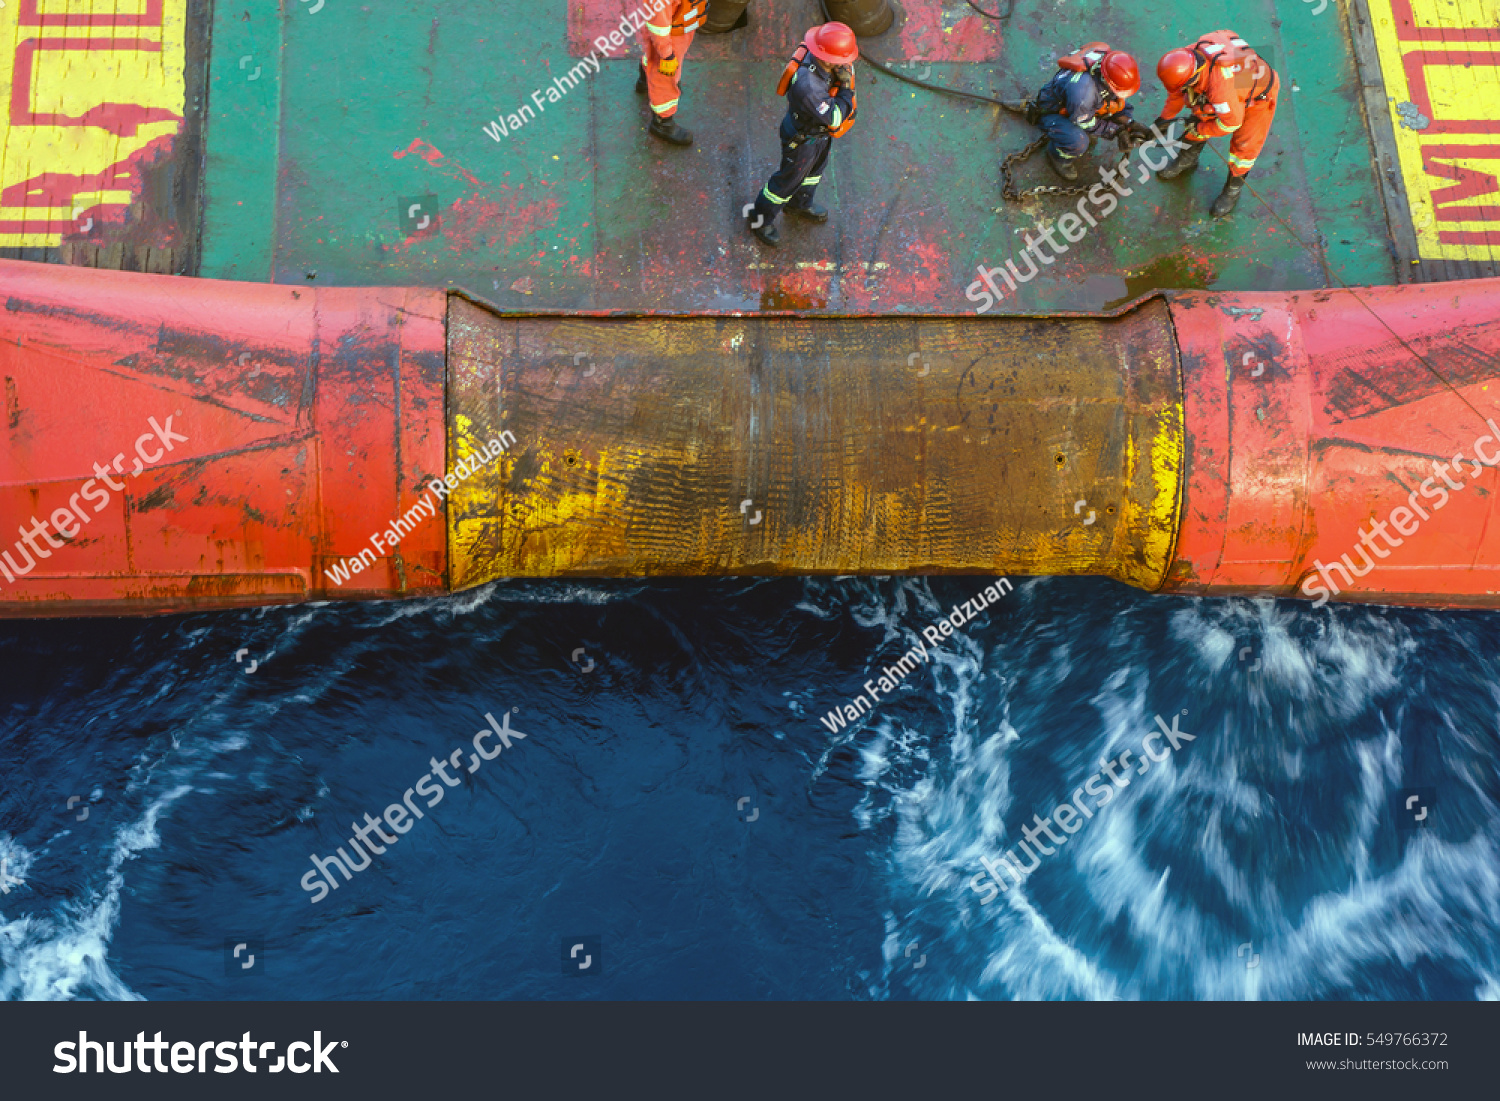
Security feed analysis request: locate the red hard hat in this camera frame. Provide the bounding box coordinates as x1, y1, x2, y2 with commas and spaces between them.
1157, 48, 1198, 92
804, 22, 859, 66
1100, 50, 1140, 97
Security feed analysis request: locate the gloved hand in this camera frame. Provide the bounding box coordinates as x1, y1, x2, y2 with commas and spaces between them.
832, 64, 854, 89
1118, 118, 1155, 150
658, 56, 679, 75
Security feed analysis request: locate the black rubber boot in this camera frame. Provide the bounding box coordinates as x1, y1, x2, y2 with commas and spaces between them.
1046, 148, 1079, 181
748, 211, 779, 246
1156, 139, 1202, 180
787, 201, 828, 223
1211, 173, 1246, 217
649, 116, 694, 146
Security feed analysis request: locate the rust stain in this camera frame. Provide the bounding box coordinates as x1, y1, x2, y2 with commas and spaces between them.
444, 298, 1185, 587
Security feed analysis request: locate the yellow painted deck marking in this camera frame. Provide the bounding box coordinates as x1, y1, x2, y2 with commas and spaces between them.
1366, 0, 1500, 263
0, 1, 187, 247
1374, 0, 1500, 262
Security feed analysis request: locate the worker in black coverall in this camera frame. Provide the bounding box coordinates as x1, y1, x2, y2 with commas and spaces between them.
747, 22, 859, 247
1005, 44, 1142, 180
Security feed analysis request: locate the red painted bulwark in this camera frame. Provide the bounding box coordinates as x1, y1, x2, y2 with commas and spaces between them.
8, 258, 1500, 616
0, 260, 447, 616
1164, 279, 1500, 606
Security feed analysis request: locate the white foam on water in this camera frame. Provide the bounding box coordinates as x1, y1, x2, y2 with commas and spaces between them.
834, 588, 1499, 1000
0, 786, 190, 1001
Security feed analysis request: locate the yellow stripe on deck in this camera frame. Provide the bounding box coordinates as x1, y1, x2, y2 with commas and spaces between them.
1366, 0, 1500, 263
0, 1, 187, 248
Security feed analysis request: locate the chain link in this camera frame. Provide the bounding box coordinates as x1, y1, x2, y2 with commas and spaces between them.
1000, 129, 1152, 204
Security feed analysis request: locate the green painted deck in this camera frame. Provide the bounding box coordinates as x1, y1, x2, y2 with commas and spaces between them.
191, 0, 1399, 310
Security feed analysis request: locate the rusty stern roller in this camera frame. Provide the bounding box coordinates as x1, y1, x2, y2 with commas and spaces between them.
2, 260, 1498, 616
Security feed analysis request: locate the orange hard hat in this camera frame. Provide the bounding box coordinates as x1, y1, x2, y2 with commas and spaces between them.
804, 22, 859, 66
1157, 48, 1199, 92
1100, 50, 1140, 97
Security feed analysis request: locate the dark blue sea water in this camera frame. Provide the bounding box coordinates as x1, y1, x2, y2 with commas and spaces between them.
2, 578, 1498, 1001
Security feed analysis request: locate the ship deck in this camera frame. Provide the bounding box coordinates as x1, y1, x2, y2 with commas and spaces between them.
0, 0, 1496, 308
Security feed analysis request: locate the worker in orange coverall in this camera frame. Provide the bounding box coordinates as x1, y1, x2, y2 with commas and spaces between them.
635, 1, 706, 146
1152, 29, 1279, 217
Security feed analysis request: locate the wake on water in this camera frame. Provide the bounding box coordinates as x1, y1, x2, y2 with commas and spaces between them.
798, 578, 1500, 1001
3, 578, 1498, 1000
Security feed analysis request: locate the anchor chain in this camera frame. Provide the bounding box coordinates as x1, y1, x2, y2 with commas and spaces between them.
999, 126, 1154, 204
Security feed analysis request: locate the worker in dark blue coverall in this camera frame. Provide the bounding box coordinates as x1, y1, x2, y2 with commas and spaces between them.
747, 22, 859, 247
1006, 44, 1142, 181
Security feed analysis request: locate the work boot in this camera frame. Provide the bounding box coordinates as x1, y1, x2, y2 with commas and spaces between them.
748, 212, 779, 247
1046, 148, 1079, 181
1211, 173, 1246, 217
787, 200, 829, 223
649, 116, 694, 146
1156, 139, 1202, 180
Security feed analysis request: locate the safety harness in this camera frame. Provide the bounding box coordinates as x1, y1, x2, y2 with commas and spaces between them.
1000, 43, 1148, 202
777, 46, 856, 145
1055, 42, 1128, 118
1183, 34, 1277, 112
